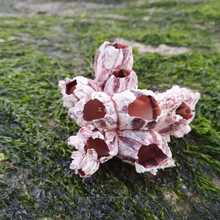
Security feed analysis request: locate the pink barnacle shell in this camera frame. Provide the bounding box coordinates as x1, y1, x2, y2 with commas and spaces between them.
155, 85, 200, 140
117, 130, 175, 175
68, 127, 118, 177
112, 89, 161, 130
103, 69, 138, 96
68, 91, 118, 130
58, 76, 100, 109
94, 41, 134, 88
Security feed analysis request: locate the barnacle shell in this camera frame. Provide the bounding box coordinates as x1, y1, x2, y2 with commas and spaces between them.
68, 91, 118, 131
68, 127, 118, 177
113, 89, 161, 130
58, 41, 200, 178
94, 41, 134, 91
59, 76, 100, 109
103, 70, 138, 96
117, 130, 175, 175
155, 85, 200, 140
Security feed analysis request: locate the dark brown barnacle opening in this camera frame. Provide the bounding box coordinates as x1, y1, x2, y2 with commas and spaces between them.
137, 144, 167, 168
176, 102, 192, 120
147, 121, 157, 129
83, 99, 106, 121
66, 80, 77, 95
113, 69, 130, 78
85, 137, 109, 158
78, 169, 85, 176
128, 95, 160, 121
150, 97, 161, 119
112, 42, 128, 49
131, 118, 146, 129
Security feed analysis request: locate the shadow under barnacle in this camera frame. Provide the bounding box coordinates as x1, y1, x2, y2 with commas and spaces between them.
99, 156, 179, 192
103, 158, 146, 189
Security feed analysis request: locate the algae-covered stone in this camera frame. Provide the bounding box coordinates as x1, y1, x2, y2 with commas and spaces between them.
0, 0, 220, 219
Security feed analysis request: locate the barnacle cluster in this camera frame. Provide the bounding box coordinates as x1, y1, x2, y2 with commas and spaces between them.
59, 41, 200, 177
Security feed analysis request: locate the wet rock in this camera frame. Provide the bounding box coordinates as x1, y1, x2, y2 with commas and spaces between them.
14, 0, 124, 16
163, 191, 191, 215
115, 38, 191, 56
212, 176, 220, 189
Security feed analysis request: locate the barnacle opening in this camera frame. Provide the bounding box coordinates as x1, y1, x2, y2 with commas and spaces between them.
131, 118, 146, 129
78, 169, 85, 177
128, 95, 160, 121
66, 80, 77, 95
113, 42, 128, 49
113, 69, 130, 78
85, 137, 109, 158
83, 99, 106, 121
137, 144, 167, 167
176, 102, 192, 120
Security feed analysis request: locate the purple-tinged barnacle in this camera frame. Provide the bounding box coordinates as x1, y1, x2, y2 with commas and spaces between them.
94, 41, 135, 94
155, 85, 200, 141
113, 89, 161, 130
59, 76, 100, 109
117, 130, 175, 175
103, 70, 138, 96
68, 127, 118, 177
68, 91, 118, 131
58, 41, 200, 178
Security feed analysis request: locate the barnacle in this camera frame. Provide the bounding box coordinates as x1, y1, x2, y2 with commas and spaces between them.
94, 41, 136, 95
112, 89, 161, 130
68, 127, 118, 177
154, 85, 200, 141
68, 91, 118, 131
59, 41, 200, 177
59, 76, 100, 108
117, 130, 175, 175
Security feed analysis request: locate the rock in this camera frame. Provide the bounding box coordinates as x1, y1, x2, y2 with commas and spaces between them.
115, 38, 191, 56
14, 0, 123, 16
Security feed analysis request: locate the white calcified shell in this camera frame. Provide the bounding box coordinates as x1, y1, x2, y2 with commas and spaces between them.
58, 76, 100, 109
94, 41, 134, 91
103, 44, 124, 70
58, 41, 200, 178
117, 130, 175, 174
103, 70, 138, 96
68, 127, 118, 177
70, 150, 99, 177
113, 89, 160, 130
155, 85, 200, 140
68, 91, 118, 131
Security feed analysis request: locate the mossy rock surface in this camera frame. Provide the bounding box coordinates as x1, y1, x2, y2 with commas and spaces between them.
0, 0, 220, 219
